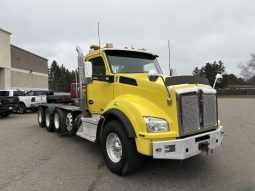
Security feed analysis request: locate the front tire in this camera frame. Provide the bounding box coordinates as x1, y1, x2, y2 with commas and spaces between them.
101, 120, 142, 175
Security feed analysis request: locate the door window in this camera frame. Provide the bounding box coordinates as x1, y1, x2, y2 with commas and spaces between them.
90, 57, 106, 76
0, 91, 9, 96
14, 91, 26, 96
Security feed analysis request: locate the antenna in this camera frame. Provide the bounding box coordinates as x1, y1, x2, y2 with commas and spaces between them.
98, 22, 101, 47
168, 40, 171, 76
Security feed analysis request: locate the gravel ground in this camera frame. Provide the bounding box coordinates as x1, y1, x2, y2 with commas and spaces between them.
0, 98, 255, 191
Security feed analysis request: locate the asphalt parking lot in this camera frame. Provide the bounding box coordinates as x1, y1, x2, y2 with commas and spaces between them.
0, 98, 255, 191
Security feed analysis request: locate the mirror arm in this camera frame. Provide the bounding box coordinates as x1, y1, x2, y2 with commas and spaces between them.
213, 74, 223, 89
213, 78, 217, 89
157, 76, 172, 105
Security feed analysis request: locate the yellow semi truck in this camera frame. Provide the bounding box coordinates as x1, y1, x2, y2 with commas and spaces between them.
37, 44, 224, 175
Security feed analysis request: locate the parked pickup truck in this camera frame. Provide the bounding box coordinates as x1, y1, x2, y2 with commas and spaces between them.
0, 96, 19, 117
0, 90, 44, 114
25, 90, 49, 111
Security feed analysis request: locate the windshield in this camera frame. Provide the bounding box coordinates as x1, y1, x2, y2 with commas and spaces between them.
106, 50, 162, 74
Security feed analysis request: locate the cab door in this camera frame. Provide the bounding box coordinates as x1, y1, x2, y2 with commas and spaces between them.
87, 56, 114, 113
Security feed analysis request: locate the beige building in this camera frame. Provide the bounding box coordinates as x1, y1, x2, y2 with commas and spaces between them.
0, 28, 48, 90
0, 28, 11, 89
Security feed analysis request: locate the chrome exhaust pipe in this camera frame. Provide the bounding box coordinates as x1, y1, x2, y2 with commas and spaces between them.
76, 45, 90, 116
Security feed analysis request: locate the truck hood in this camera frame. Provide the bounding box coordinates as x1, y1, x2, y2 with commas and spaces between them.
117, 73, 211, 90
116, 73, 215, 104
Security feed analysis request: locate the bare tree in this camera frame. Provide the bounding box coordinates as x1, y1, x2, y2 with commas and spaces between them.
239, 54, 255, 81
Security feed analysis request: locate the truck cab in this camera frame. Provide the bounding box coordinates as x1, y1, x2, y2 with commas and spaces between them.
37, 44, 224, 175
84, 45, 223, 172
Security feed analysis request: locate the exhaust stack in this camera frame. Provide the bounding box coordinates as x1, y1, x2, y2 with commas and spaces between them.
76, 45, 90, 117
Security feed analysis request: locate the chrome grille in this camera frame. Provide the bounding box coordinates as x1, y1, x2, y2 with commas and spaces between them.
180, 94, 200, 133
203, 94, 217, 128
178, 91, 217, 136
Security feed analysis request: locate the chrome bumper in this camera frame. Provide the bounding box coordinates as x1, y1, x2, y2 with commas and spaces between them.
152, 126, 224, 160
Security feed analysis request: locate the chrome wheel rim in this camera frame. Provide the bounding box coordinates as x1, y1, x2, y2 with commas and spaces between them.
54, 113, 60, 129
45, 112, 50, 127
66, 113, 73, 131
106, 133, 122, 163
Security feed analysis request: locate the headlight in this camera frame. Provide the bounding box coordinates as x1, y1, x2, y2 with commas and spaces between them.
143, 117, 169, 133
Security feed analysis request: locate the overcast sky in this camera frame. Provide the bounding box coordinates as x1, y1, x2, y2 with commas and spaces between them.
1, 0, 255, 75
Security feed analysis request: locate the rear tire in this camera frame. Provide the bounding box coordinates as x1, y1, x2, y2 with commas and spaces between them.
101, 120, 142, 175
38, 107, 46, 127
66, 112, 79, 135
73, 114, 82, 132
53, 109, 67, 134
45, 108, 54, 132
18, 103, 27, 114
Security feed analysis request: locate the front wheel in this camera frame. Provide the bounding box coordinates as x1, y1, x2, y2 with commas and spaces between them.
101, 120, 142, 175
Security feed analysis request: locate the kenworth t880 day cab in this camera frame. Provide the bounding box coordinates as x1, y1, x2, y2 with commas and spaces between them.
37, 44, 224, 175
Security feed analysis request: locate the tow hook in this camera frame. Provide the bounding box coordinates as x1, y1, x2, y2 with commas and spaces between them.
199, 142, 210, 155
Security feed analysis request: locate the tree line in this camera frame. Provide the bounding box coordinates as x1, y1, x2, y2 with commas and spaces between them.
48, 60, 76, 92
192, 54, 255, 88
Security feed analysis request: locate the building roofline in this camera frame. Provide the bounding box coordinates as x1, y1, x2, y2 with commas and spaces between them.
0, 27, 12, 35
11, 44, 48, 61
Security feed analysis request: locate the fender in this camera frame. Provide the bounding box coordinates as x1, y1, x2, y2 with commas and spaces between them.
97, 95, 173, 141
101, 108, 136, 138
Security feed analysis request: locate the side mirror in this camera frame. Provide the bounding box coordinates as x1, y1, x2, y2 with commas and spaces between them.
84, 61, 92, 78
148, 70, 159, 82
213, 74, 223, 89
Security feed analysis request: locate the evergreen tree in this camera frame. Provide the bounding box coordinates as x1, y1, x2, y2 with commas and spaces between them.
192, 60, 225, 87
48, 61, 75, 92
192, 67, 200, 76
220, 73, 246, 88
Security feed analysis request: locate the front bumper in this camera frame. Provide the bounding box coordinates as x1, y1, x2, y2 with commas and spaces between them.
152, 126, 224, 160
